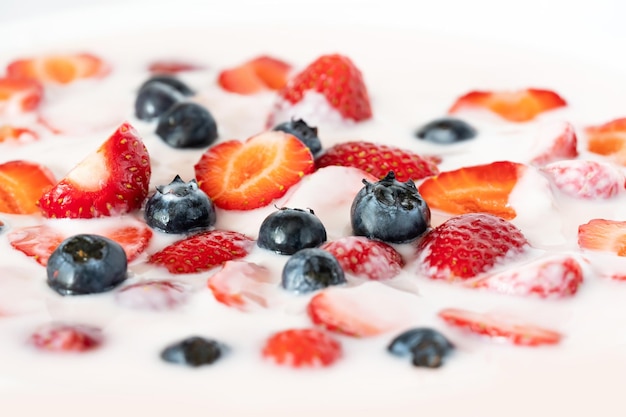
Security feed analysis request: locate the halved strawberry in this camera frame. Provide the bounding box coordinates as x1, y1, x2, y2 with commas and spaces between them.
448, 88, 567, 122
38, 122, 151, 218
320, 236, 404, 280
7, 53, 109, 84
31, 323, 102, 352
270, 54, 372, 123
207, 260, 274, 311
262, 328, 342, 368
466, 255, 584, 298
418, 161, 526, 220
0, 77, 43, 113
416, 213, 529, 281
8, 222, 152, 266
115, 280, 189, 311
0, 160, 56, 214
148, 230, 254, 274
530, 121, 578, 166
315, 141, 439, 183
194, 131, 314, 210
541, 160, 625, 199
578, 219, 626, 256
438, 308, 562, 346
218, 55, 291, 94
0, 125, 38, 142
585, 117, 626, 165
148, 59, 204, 74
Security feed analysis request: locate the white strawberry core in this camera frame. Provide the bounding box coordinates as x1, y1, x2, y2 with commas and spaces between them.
66, 147, 107, 190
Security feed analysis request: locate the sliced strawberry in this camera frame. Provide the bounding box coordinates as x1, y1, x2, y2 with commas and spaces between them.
8, 222, 152, 266
585, 117, 626, 165
262, 328, 342, 368
0, 125, 38, 142
31, 323, 102, 352
416, 213, 529, 281
438, 308, 562, 346
194, 131, 314, 210
418, 161, 525, 220
315, 141, 439, 183
578, 219, 626, 256
115, 280, 189, 311
7, 53, 109, 84
272, 54, 372, 122
530, 121, 578, 166
148, 230, 254, 274
320, 236, 404, 280
207, 261, 273, 311
38, 122, 151, 218
218, 55, 291, 94
467, 255, 584, 298
148, 59, 204, 74
0, 160, 56, 214
0, 77, 43, 113
448, 88, 567, 122
541, 160, 625, 199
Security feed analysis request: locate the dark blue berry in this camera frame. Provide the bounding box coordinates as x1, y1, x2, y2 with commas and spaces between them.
135, 82, 183, 121
46, 234, 127, 296
273, 119, 322, 155
144, 175, 216, 234
139, 75, 194, 97
388, 328, 454, 368
281, 248, 346, 294
415, 117, 477, 144
257, 207, 327, 255
155, 102, 218, 148
161, 336, 226, 367
351, 171, 430, 243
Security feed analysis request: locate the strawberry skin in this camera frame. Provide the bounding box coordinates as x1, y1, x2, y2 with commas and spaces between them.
38, 122, 151, 218
0, 160, 56, 214
585, 117, 626, 165
448, 88, 567, 122
194, 131, 314, 210
316, 141, 439, 183
148, 59, 204, 74
148, 230, 254, 274
7, 53, 109, 84
0, 77, 43, 113
262, 328, 342, 368
218, 55, 291, 94
541, 160, 625, 199
416, 213, 529, 281
418, 161, 526, 220
438, 308, 562, 346
31, 323, 102, 352
578, 219, 626, 256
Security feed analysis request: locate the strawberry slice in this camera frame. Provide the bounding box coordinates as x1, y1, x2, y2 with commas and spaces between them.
7, 53, 109, 84
530, 121, 578, 166
194, 131, 314, 210
448, 88, 567, 122
585, 117, 626, 165
31, 323, 102, 352
8, 222, 152, 266
315, 141, 439, 183
148, 59, 204, 74
148, 230, 254, 274
578, 219, 626, 256
541, 160, 625, 199
116, 280, 189, 311
207, 260, 274, 311
38, 122, 151, 218
262, 328, 342, 368
0, 160, 56, 214
438, 308, 562, 346
320, 236, 404, 280
218, 55, 291, 94
0, 77, 43, 113
0, 125, 38, 142
467, 255, 584, 298
418, 161, 526, 220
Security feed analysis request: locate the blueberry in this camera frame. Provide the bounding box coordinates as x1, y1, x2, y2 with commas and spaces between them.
273, 119, 322, 155
415, 117, 477, 144
144, 175, 216, 234
139, 75, 194, 97
161, 336, 227, 367
281, 248, 346, 294
46, 234, 127, 296
155, 102, 218, 148
388, 328, 454, 368
257, 207, 327, 255
135, 82, 183, 121
351, 171, 430, 243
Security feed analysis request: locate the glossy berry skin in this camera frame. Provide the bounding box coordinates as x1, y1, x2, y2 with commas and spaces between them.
351, 171, 430, 243
156, 102, 218, 148
161, 336, 226, 367
273, 119, 322, 156
139, 75, 194, 97
135, 81, 183, 121
257, 207, 327, 255
388, 327, 454, 368
281, 248, 346, 294
144, 175, 216, 234
415, 117, 477, 144
46, 234, 127, 296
